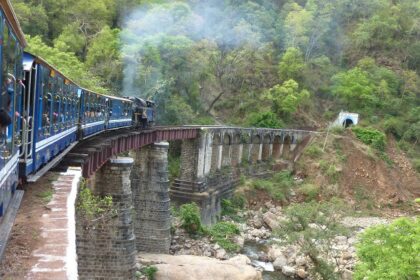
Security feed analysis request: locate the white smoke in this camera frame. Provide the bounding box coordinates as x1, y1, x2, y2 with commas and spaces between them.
120, 0, 264, 98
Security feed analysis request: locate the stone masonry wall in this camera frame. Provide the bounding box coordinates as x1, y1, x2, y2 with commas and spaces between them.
76, 157, 137, 280
131, 142, 171, 253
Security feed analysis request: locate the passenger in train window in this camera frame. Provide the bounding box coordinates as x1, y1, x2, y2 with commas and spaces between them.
42, 113, 50, 126
0, 108, 11, 133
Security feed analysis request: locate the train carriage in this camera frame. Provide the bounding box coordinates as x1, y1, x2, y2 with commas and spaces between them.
105, 95, 133, 130
21, 53, 80, 176
0, 0, 26, 218
79, 89, 107, 138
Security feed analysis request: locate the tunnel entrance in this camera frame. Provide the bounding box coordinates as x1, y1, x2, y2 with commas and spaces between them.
343, 118, 354, 128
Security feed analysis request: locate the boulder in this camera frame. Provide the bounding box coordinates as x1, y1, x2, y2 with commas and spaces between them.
282, 265, 296, 277
267, 245, 283, 262
215, 248, 227, 260
296, 268, 308, 279
262, 212, 279, 230
138, 253, 262, 280
272, 255, 287, 270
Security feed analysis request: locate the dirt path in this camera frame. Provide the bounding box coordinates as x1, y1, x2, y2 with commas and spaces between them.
0, 173, 59, 279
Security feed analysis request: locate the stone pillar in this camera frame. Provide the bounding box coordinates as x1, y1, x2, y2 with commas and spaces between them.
76, 157, 137, 280
131, 142, 171, 253
179, 139, 199, 182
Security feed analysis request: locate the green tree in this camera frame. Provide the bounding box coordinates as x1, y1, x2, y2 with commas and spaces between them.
26, 36, 108, 94
265, 79, 310, 118
354, 217, 420, 280
331, 67, 377, 109
278, 47, 306, 82
86, 26, 122, 92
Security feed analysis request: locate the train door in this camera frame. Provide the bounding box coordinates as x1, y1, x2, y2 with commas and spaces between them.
21, 61, 36, 163
105, 98, 110, 128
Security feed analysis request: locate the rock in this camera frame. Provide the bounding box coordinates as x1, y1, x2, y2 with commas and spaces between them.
215, 248, 227, 260
335, 236, 348, 245
341, 269, 353, 280
296, 268, 308, 279
229, 254, 252, 265
249, 229, 265, 239
252, 215, 264, 229
272, 255, 287, 270
281, 265, 296, 277
262, 211, 280, 230
234, 235, 245, 248
267, 245, 283, 262
213, 244, 220, 250
139, 253, 262, 280
341, 251, 353, 260
295, 256, 307, 267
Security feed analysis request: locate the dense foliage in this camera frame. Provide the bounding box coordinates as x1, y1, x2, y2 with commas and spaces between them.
11, 0, 420, 165
354, 217, 420, 280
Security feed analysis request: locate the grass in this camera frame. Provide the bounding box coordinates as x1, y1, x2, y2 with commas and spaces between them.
37, 189, 53, 203
304, 143, 323, 158
208, 221, 240, 252
299, 183, 320, 201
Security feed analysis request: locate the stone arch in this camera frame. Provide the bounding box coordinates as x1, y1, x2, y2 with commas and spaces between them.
343, 118, 354, 128
250, 134, 261, 163
221, 134, 231, 166
262, 134, 271, 161
272, 135, 282, 159
282, 134, 291, 160
211, 134, 222, 172
231, 134, 242, 166
241, 133, 251, 162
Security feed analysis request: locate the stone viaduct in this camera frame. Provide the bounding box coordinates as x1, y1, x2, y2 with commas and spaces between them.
62, 126, 315, 279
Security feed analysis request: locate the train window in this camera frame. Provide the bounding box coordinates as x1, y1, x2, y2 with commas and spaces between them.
52, 77, 60, 131
41, 68, 51, 136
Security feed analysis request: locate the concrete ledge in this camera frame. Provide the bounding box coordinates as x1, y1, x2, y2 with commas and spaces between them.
109, 157, 134, 165
153, 141, 169, 148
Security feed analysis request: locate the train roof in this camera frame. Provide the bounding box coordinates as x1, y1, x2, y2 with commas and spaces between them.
24, 51, 132, 102
23, 52, 78, 85
0, 0, 27, 47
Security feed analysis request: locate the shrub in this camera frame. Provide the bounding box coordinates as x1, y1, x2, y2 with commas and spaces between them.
168, 156, 180, 182
77, 185, 115, 221
276, 199, 349, 280
179, 203, 203, 234
354, 217, 420, 280
140, 265, 158, 280
247, 111, 284, 128
383, 117, 407, 139
299, 184, 319, 201
352, 127, 386, 151
251, 171, 294, 202
209, 221, 240, 252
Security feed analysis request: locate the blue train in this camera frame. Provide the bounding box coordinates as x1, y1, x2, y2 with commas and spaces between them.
0, 0, 154, 219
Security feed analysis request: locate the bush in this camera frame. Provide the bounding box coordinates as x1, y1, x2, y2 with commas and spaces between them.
247, 111, 284, 128
354, 217, 420, 280
140, 265, 158, 280
352, 127, 386, 151
209, 221, 240, 252
383, 117, 407, 139
299, 184, 319, 201
179, 203, 203, 234
77, 185, 115, 221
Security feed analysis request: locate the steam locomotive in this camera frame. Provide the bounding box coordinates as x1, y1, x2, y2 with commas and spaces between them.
0, 0, 154, 219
